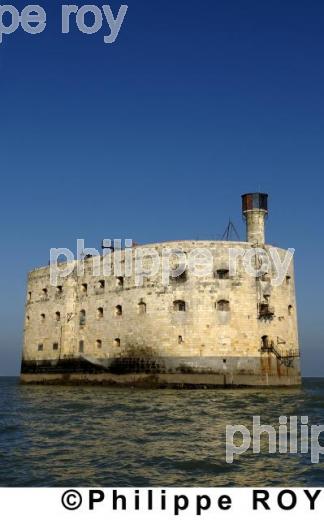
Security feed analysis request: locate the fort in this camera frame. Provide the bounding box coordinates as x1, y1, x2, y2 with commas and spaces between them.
20, 193, 301, 387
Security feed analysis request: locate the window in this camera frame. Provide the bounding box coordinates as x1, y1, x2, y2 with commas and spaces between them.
42, 288, 48, 298
38, 344, 43, 352
56, 285, 63, 294
55, 311, 61, 322
286, 276, 291, 285
27, 291, 32, 302
115, 305, 122, 316
116, 276, 124, 288
216, 269, 229, 280
178, 335, 183, 344
261, 335, 269, 349
40, 313, 46, 322
173, 300, 186, 312
138, 301, 146, 314
288, 305, 293, 316
259, 303, 274, 319
98, 280, 105, 289
260, 303, 268, 315
217, 300, 230, 312
97, 307, 104, 319
96, 339, 102, 349
114, 338, 121, 348
79, 340, 84, 353
26, 315, 30, 325
170, 270, 187, 283
81, 283, 88, 294
53, 343, 59, 351
79, 309, 86, 326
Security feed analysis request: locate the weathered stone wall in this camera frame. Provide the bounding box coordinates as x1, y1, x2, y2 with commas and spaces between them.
244, 210, 267, 244
21, 240, 300, 387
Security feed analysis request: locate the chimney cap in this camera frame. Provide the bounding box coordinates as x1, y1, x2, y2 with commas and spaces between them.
242, 193, 268, 213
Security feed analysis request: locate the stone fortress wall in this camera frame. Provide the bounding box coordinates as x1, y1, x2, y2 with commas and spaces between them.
21, 194, 301, 386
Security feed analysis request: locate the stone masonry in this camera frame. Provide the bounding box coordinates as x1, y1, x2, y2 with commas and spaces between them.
20, 194, 301, 387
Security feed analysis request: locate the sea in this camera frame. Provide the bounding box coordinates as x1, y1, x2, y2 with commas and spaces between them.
0, 377, 324, 487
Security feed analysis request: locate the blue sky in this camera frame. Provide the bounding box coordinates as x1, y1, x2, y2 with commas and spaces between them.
0, 0, 323, 375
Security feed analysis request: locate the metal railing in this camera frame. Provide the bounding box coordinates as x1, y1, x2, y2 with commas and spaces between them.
260, 342, 299, 367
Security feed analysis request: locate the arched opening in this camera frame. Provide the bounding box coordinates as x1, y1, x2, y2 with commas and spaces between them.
116, 276, 124, 288
97, 307, 104, 319
40, 313, 46, 322
96, 339, 102, 349
55, 311, 61, 322
178, 335, 184, 344
114, 338, 121, 348
115, 305, 122, 316
81, 283, 88, 294
217, 300, 230, 312
288, 305, 293, 316
138, 301, 146, 314
261, 335, 269, 349
79, 309, 86, 326
173, 300, 186, 312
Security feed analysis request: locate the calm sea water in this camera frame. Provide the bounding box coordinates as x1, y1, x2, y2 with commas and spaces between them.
1, 377, 324, 487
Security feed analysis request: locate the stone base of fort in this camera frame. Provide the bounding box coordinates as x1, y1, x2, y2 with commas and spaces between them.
20, 356, 302, 387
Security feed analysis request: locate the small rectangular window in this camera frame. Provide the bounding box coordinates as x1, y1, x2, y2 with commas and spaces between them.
38, 344, 43, 352
115, 305, 122, 316
259, 304, 274, 319
79, 340, 84, 353
116, 277, 124, 288
79, 310, 86, 326
53, 343, 59, 351
216, 269, 229, 280
174, 300, 186, 312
